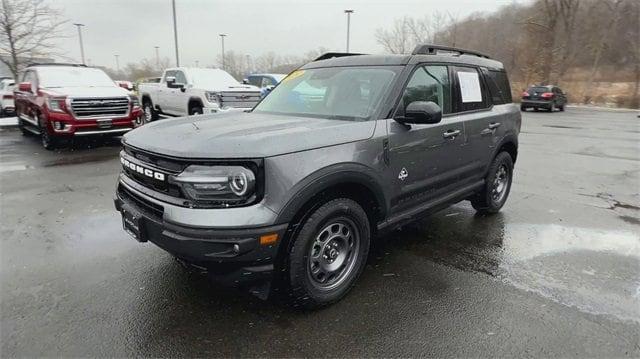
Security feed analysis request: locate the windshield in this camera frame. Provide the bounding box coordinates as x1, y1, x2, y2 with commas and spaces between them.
253, 66, 399, 121
38, 67, 116, 88
189, 69, 243, 88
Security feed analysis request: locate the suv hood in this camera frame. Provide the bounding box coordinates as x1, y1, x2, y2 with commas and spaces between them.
123, 112, 376, 158
42, 86, 129, 98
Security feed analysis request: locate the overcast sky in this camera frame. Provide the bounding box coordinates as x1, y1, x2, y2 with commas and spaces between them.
53, 0, 521, 69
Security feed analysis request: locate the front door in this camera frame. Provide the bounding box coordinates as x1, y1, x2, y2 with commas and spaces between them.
387, 64, 466, 213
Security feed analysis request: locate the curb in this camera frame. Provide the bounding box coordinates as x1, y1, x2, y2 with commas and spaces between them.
565, 105, 639, 113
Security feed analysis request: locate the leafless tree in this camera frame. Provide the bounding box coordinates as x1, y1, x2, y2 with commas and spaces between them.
375, 12, 456, 54
0, 0, 67, 80
581, 0, 624, 103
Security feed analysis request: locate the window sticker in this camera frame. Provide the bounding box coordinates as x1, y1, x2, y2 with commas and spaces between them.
282, 70, 304, 83
457, 71, 482, 103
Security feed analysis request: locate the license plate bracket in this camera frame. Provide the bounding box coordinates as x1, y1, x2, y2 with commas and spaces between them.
121, 205, 147, 242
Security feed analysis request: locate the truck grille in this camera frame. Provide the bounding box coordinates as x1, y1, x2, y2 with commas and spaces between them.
70, 97, 130, 118
219, 91, 261, 109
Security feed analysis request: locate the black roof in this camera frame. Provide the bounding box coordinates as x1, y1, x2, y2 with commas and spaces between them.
303, 44, 504, 70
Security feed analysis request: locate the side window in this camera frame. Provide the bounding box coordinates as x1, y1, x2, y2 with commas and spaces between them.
248, 76, 262, 87
482, 69, 512, 105
174, 71, 187, 84
164, 70, 176, 86
453, 66, 489, 112
261, 77, 275, 88
401, 65, 451, 115
22, 71, 37, 92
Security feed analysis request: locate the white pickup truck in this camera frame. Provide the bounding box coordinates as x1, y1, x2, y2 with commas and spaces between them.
138, 67, 262, 121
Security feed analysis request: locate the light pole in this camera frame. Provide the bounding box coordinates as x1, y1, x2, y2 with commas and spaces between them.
219, 34, 227, 70
171, 0, 180, 66
114, 54, 120, 73
344, 10, 354, 52
73, 23, 86, 64
154, 46, 160, 69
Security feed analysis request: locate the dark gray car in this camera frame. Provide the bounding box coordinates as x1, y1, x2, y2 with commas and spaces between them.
114, 45, 521, 308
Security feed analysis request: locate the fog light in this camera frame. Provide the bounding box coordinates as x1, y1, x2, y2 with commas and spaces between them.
233, 244, 240, 253
53, 121, 64, 130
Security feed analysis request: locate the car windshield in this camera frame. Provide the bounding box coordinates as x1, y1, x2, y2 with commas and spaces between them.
253, 66, 399, 121
38, 67, 116, 88
189, 69, 242, 88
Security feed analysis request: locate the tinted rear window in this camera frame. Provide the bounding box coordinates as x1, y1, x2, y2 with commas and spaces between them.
529, 86, 550, 93
484, 69, 512, 104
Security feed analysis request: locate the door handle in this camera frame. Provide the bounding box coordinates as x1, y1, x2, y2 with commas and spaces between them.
488, 122, 501, 129
442, 129, 461, 139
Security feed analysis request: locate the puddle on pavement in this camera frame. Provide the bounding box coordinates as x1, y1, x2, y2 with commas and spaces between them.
0, 162, 35, 173
381, 210, 640, 323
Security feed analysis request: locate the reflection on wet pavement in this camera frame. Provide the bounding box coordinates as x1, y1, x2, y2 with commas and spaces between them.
381, 205, 640, 323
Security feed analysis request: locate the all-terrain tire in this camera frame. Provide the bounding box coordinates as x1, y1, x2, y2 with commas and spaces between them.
471, 151, 514, 214
287, 198, 371, 309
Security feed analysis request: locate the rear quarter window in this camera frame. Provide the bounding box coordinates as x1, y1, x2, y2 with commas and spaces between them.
483, 69, 512, 104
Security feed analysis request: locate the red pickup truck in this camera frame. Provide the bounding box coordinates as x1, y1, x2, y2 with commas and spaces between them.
14, 63, 143, 149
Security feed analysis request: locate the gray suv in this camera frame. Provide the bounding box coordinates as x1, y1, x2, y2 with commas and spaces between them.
114, 45, 520, 308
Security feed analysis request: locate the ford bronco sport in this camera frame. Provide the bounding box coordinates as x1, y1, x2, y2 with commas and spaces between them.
114, 45, 520, 308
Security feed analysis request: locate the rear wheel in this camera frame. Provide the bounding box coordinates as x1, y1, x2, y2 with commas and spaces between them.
37, 114, 56, 150
471, 152, 513, 214
520, 105, 527, 112
559, 104, 565, 111
287, 198, 371, 309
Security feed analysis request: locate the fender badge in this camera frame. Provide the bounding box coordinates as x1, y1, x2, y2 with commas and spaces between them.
398, 168, 408, 181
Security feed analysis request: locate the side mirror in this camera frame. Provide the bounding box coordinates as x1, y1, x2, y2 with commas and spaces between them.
18, 82, 32, 93
165, 76, 176, 87
242, 79, 249, 84
396, 101, 442, 124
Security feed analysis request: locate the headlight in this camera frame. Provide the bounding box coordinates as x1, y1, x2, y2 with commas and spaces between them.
129, 95, 140, 109
205, 91, 220, 103
46, 97, 66, 113
170, 165, 256, 206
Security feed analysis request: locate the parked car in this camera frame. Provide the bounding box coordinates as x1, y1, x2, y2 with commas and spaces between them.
14, 63, 142, 149
114, 45, 520, 308
0, 79, 15, 117
115, 80, 135, 92
520, 85, 567, 112
244, 73, 287, 97
137, 67, 262, 122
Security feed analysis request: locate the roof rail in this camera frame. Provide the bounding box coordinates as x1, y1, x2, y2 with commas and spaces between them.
313, 52, 365, 62
26, 62, 87, 67
411, 44, 491, 59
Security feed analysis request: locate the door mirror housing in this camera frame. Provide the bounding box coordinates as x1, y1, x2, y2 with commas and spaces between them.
166, 76, 184, 89
396, 101, 442, 124
18, 82, 32, 93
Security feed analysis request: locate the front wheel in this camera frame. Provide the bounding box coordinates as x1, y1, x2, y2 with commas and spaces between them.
37, 114, 56, 150
142, 100, 158, 122
471, 152, 513, 214
189, 105, 203, 116
287, 198, 371, 309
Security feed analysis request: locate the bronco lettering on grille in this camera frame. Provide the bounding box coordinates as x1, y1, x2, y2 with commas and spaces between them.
120, 157, 165, 181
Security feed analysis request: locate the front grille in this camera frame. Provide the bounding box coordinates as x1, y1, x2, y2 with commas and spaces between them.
118, 184, 164, 220
71, 97, 129, 118
219, 91, 261, 109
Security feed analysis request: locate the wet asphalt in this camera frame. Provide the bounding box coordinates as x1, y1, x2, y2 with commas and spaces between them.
1, 108, 639, 357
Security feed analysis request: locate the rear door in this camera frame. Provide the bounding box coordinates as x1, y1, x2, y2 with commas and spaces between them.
458, 67, 508, 182
387, 64, 467, 213
160, 70, 177, 114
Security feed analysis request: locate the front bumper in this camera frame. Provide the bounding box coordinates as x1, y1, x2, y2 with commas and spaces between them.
47, 109, 142, 136
114, 180, 288, 288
